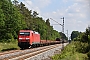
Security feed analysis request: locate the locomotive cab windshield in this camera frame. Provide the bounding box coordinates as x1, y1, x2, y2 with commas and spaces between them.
19, 32, 30, 36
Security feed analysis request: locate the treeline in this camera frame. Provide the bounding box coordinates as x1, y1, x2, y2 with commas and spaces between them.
71, 28, 90, 59
0, 0, 67, 42
71, 29, 90, 43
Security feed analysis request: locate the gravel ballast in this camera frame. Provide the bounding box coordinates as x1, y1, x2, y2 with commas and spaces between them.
25, 43, 68, 60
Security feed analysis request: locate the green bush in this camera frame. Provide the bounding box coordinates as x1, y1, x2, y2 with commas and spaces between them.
74, 41, 88, 53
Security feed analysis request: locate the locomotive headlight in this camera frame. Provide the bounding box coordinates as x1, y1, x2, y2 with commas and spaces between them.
26, 38, 29, 40
19, 38, 22, 40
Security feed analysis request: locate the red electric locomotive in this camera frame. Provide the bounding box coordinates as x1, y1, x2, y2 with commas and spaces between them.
18, 30, 40, 48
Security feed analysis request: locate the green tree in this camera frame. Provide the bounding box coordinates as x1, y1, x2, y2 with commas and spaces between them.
32, 11, 38, 18
0, 0, 26, 41
71, 31, 80, 40
59, 32, 67, 40
46, 19, 50, 26
12, 0, 19, 6
80, 29, 90, 43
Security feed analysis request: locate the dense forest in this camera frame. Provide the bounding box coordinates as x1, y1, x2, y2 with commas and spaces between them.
0, 0, 67, 42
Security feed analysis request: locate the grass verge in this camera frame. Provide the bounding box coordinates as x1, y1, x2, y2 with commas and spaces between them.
52, 41, 89, 60
0, 40, 20, 52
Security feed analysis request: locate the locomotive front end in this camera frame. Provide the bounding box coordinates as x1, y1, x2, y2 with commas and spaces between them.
18, 30, 31, 48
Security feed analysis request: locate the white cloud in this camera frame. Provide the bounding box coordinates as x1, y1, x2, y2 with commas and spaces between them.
62, 0, 68, 3
35, 0, 51, 8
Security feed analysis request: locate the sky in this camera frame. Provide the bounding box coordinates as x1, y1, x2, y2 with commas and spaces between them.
12, 0, 90, 37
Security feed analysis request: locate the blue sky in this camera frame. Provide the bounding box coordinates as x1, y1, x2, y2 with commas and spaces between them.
12, 0, 90, 37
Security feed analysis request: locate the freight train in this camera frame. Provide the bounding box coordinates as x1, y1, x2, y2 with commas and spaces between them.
18, 30, 61, 49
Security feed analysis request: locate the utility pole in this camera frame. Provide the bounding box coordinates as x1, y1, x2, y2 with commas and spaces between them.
61, 17, 65, 50
66, 30, 68, 40
61, 17, 64, 33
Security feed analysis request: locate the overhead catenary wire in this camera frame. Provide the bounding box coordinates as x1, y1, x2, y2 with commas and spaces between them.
50, 18, 63, 26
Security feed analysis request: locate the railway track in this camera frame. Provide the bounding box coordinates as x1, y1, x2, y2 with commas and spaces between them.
0, 44, 62, 60
0, 50, 20, 56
